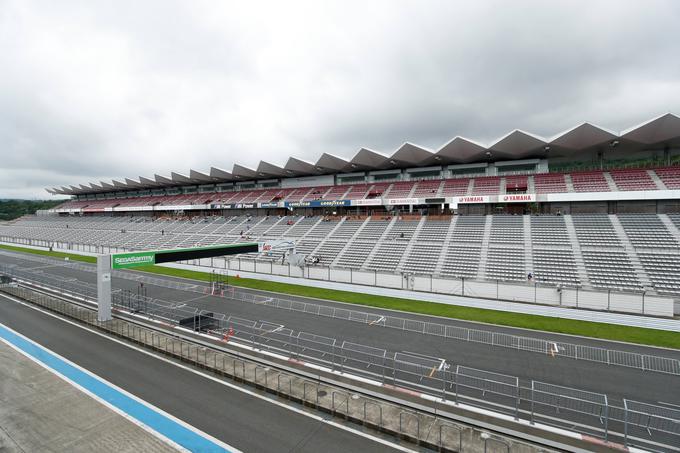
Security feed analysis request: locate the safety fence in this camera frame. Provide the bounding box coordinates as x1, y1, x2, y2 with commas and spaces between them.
2, 253, 679, 377
0, 236, 676, 317
2, 269, 679, 451
0, 285, 479, 452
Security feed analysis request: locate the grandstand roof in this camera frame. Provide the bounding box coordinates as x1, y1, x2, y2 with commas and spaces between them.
50, 113, 680, 195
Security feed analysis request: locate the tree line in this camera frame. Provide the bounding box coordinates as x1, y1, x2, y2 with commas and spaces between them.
0, 199, 64, 221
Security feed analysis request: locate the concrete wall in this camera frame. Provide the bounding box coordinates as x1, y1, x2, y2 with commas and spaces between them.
220, 257, 674, 317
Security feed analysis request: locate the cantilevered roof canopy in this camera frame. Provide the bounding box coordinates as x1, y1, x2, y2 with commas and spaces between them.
348, 148, 388, 171
315, 153, 348, 172
256, 161, 285, 177
284, 157, 319, 176
49, 113, 680, 196
427, 136, 488, 165
139, 176, 160, 187
489, 130, 547, 160
209, 167, 232, 180
154, 174, 173, 186
387, 143, 433, 167
125, 178, 143, 188
189, 169, 214, 182
171, 172, 192, 184
549, 122, 617, 149
621, 113, 680, 145
232, 164, 258, 179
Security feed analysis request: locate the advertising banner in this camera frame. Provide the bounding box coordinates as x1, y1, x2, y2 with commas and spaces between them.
111, 251, 156, 269
286, 199, 351, 208
500, 194, 536, 203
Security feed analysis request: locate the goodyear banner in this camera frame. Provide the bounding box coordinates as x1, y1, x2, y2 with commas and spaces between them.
285, 199, 351, 208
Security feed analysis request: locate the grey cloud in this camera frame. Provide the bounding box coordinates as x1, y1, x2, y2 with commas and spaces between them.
1, 0, 679, 198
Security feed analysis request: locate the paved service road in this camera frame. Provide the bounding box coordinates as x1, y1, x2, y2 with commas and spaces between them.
0, 294, 412, 453
3, 252, 680, 409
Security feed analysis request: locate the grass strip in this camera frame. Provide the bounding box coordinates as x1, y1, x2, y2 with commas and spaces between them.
0, 244, 96, 263
2, 243, 679, 349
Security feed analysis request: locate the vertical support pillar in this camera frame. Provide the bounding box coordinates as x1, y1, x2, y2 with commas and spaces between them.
97, 255, 112, 321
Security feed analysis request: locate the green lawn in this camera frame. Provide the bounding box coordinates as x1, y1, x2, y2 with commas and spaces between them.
2, 243, 679, 349
0, 244, 96, 263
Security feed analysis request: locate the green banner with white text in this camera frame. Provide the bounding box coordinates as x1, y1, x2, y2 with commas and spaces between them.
111, 251, 156, 269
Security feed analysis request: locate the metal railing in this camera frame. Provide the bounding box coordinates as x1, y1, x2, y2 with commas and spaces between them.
3, 268, 680, 451
2, 252, 679, 377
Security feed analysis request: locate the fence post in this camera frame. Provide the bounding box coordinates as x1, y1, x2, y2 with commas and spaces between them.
604, 403, 609, 441
530, 381, 535, 424
623, 400, 629, 446
454, 366, 459, 404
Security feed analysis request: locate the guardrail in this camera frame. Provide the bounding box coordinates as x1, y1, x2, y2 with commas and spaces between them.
2, 254, 679, 377
3, 268, 679, 451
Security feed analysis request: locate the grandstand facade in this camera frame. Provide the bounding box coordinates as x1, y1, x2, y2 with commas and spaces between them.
45, 113, 680, 217
2, 113, 680, 312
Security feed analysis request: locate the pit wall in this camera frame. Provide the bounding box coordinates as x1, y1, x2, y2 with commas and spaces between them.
2, 238, 674, 318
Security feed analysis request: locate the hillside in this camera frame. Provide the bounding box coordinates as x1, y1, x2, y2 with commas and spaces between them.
0, 199, 64, 221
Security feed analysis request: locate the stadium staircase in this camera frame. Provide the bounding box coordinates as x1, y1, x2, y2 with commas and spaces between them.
563, 215, 593, 289
659, 214, 680, 243
609, 215, 654, 291
523, 216, 533, 276
464, 178, 474, 195
526, 176, 535, 193
433, 216, 459, 275
298, 217, 324, 240
563, 174, 575, 192
395, 217, 426, 272
499, 177, 507, 194
476, 215, 493, 280
649, 169, 667, 190
603, 172, 619, 191
406, 183, 418, 198
358, 217, 398, 270
330, 217, 371, 267
307, 217, 347, 262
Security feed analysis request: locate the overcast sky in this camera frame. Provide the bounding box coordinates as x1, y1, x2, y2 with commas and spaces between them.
1, 0, 679, 199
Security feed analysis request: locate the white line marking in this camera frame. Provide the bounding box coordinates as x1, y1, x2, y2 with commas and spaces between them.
369, 316, 385, 326
0, 293, 418, 453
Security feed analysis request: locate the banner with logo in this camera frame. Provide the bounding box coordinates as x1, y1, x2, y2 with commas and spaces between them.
111, 251, 156, 269
500, 194, 536, 203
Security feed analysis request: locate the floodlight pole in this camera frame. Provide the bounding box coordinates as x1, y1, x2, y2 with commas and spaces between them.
97, 254, 112, 321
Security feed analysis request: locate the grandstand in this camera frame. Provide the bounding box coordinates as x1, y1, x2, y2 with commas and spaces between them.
3, 113, 680, 309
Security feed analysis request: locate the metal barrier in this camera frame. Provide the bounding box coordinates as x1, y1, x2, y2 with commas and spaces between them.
2, 251, 679, 377
4, 259, 680, 450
